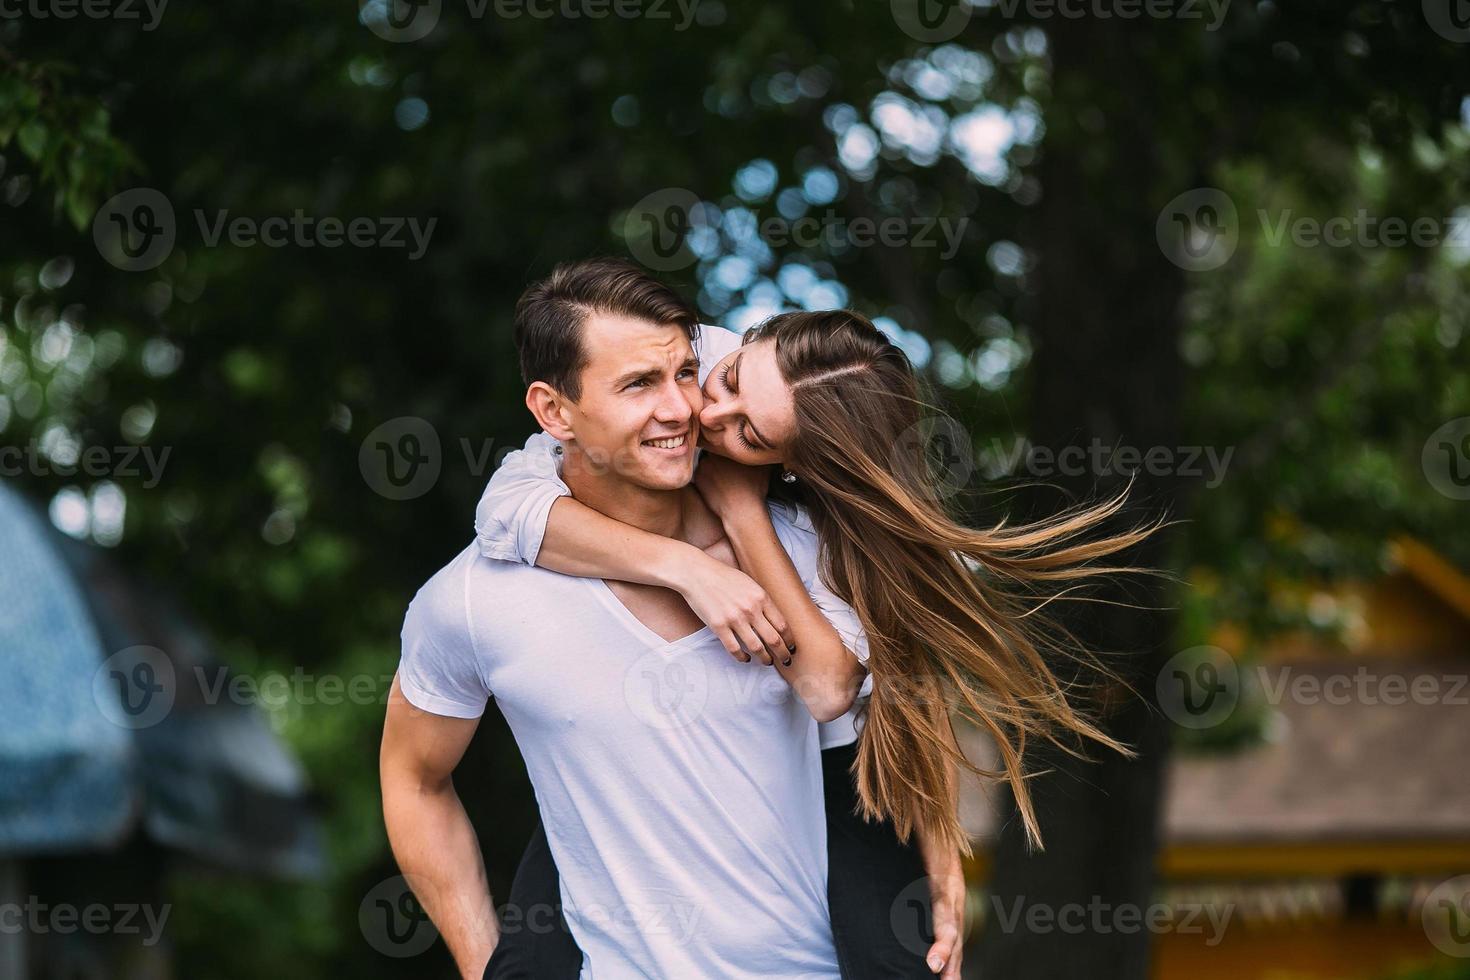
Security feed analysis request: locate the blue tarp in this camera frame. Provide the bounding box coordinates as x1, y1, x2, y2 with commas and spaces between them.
0, 481, 321, 876
0, 482, 139, 853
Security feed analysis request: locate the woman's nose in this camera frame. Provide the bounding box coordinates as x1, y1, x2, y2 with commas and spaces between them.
700, 397, 732, 431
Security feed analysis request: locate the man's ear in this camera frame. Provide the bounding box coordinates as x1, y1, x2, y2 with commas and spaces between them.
525, 381, 576, 442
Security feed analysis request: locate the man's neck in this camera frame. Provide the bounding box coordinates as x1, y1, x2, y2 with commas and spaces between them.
561, 444, 691, 543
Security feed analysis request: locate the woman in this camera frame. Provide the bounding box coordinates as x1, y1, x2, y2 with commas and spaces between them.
477, 308, 1153, 979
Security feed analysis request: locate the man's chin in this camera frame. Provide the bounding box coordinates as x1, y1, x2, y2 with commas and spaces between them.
651, 463, 697, 490
639, 457, 697, 490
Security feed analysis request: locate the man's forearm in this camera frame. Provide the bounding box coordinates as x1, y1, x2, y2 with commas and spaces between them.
382, 777, 498, 978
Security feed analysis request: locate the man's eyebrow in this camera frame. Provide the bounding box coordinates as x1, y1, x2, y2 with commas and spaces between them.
610, 366, 659, 388
610, 355, 697, 389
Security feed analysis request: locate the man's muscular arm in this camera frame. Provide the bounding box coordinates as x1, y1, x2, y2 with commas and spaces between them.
380, 675, 497, 979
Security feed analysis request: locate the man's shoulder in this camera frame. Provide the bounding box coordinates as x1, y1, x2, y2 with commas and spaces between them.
407, 542, 550, 632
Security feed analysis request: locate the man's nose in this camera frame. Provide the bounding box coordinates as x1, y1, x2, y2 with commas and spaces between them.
652, 378, 694, 424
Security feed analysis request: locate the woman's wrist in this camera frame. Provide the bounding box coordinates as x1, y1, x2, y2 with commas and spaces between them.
650, 537, 721, 594
717, 498, 774, 539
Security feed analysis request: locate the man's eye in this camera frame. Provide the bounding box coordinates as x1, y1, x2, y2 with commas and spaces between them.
678, 369, 698, 381
625, 379, 648, 390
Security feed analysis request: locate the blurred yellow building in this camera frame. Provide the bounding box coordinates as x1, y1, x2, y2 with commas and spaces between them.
957, 537, 1470, 980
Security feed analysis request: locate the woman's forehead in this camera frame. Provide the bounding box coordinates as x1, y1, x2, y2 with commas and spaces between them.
734, 342, 798, 442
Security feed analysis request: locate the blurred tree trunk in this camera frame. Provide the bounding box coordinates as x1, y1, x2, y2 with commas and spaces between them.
975, 19, 1190, 980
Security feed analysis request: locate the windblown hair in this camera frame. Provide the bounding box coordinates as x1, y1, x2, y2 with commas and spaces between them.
515, 258, 699, 400
746, 309, 1158, 857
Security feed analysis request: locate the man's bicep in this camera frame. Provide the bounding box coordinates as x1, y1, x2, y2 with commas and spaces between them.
383, 673, 482, 785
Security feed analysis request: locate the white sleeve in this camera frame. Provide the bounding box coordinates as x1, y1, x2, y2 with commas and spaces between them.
695, 324, 745, 387
768, 504, 873, 691
473, 431, 570, 566
397, 557, 491, 719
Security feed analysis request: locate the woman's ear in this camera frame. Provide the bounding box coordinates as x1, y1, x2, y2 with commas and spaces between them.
525, 382, 576, 442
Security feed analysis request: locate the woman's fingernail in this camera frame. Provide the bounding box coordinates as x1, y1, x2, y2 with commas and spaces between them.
786, 643, 796, 654
928, 957, 944, 972
782, 658, 793, 667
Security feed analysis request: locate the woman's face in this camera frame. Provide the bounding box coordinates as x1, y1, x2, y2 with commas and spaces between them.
698, 339, 797, 466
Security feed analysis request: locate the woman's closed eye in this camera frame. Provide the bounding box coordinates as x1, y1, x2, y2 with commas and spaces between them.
717, 364, 759, 449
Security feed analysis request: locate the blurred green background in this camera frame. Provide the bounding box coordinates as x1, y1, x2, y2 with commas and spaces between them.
2, 1, 1468, 977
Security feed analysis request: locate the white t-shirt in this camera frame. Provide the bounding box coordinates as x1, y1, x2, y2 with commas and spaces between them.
399, 502, 857, 980
473, 324, 871, 748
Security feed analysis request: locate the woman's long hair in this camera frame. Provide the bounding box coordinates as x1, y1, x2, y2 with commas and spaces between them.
747, 309, 1159, 857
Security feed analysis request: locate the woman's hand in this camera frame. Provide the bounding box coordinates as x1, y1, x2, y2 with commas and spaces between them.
692, 453, 772, 521
917, 808, 968, 978
676, 546, 793, 666
926, 855, 966, 978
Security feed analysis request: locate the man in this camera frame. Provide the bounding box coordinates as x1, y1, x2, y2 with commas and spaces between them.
380, 259, 868, 979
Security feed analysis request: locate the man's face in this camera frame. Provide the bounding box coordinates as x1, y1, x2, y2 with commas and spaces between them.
563, 313, 702, 491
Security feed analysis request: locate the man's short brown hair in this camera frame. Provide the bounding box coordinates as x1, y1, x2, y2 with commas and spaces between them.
514, 258, 699, 401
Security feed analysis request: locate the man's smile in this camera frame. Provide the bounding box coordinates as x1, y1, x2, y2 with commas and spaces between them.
641, 431, 690, 452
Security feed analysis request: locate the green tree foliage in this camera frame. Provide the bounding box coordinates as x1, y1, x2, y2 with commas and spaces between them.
3, 2, 1468, 976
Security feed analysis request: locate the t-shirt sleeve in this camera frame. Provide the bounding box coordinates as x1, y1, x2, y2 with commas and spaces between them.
473, 431, 571, 566
397, 556, 491, 719
694, 324, 745, 388
767, 503, 872, 676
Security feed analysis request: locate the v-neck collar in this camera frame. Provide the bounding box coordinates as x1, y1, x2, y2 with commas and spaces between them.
585, 578, 714, 655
